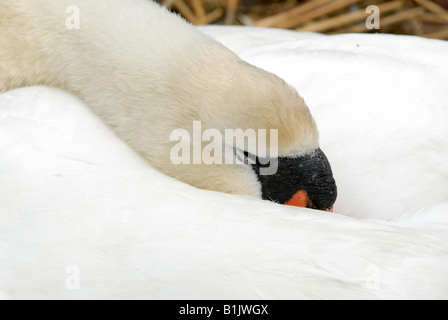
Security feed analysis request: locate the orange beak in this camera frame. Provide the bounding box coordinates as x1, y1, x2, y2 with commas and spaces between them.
284, 190, 333, 212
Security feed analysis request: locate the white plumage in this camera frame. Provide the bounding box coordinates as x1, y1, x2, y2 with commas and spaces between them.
1, 26, 448, 299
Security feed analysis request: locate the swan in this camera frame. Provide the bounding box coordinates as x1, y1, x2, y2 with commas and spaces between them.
0, 0, 336, 210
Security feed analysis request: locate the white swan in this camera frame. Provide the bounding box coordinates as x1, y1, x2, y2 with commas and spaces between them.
0, 0, 336, 210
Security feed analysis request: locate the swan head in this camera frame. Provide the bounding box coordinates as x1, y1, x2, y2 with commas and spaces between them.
151, 46, 337, 211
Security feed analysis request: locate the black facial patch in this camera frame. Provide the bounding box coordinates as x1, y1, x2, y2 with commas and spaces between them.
247, 148, 337, 210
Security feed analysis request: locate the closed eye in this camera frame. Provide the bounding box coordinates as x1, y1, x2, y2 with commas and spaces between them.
242, 151, 257, 165
234, 149, 257, 165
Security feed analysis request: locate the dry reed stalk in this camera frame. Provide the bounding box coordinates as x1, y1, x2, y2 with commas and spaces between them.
254, 0, 334, 28
413, 0, 448, 22
191, 0, 207, 24
224, 0, 239, 24
409, 17, 424, 34
380, 7, 426, 28
205, 7, 225, 24
416, 12, 448, 23
237, 13, 255, 26
421, 27, 448, 38
162, 0, 176, 9
290, 0, 365, 28
173, 0, 198, 24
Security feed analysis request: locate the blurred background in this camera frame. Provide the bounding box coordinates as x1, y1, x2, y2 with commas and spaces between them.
155, 0, 448, 40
